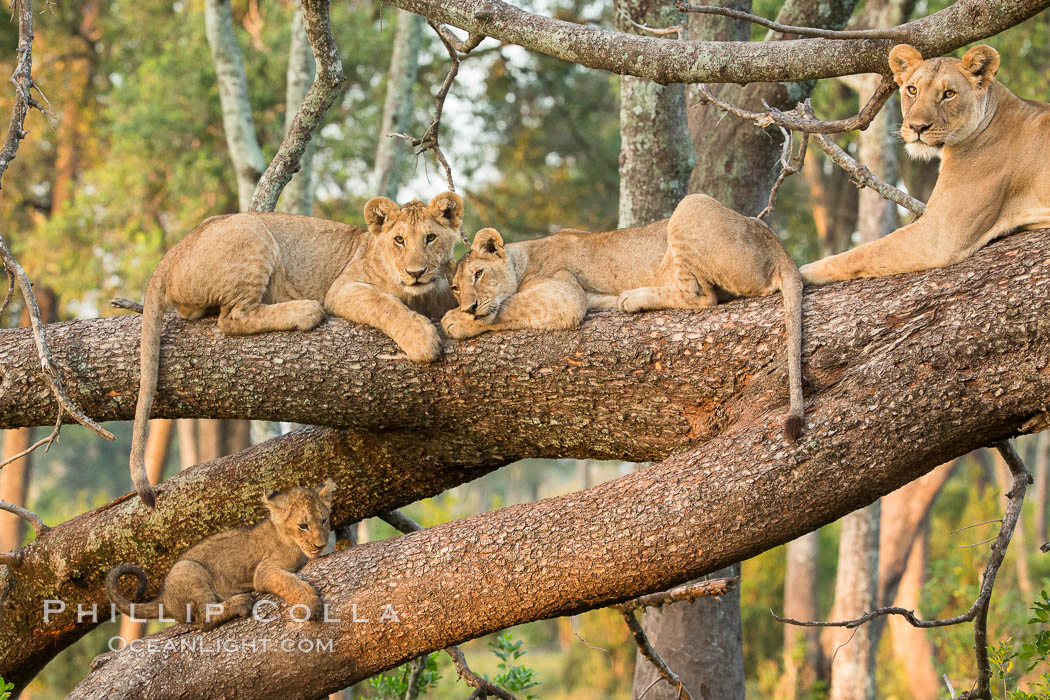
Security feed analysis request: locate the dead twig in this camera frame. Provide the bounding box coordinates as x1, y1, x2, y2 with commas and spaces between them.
774, 440, 1032, 700
432, 23, 485, 54
616, 8, 683, 38
380, 510, 520, 700
110, 297, 144, 314
694, 76, 897, 135
758, 127, 808, 221
0, 498, 49, 537
675, 2, 908, 40
620, 609, 696, 700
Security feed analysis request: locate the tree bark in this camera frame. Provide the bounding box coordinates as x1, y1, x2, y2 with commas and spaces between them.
372, 10, 423, 200
888, 526, 941, 700
379, 0, 1050, 84
0, 229, 1046, 691
203, 0, 267, 211
278, 3, 318, 216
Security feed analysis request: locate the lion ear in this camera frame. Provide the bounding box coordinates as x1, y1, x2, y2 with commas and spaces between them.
888, 44, 923, 86
364, 197, 399, 235
262, 489, 282, 518
960, 45, 1000, 89
315, 478, 335, 509
429, 192, 464, 231
471, 228, 505, 258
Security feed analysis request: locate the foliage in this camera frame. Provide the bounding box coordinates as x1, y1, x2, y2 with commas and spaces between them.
990, 592, 1050, 699
0, 675, 13, 700
367, 652, 442, 699
487, 632, 541, 698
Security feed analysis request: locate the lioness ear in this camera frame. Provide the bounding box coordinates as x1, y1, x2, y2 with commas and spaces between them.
471, 228, 505, 258
888, 44, 923, 86
363, 197, 399, 235
960, 45, 1000, 89
429, 192, 464, 231
316, 478, 335, 508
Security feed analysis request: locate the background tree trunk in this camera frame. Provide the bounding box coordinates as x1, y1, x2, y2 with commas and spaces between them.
888, 526, 942, 700
778, 531, 822, 699
278, 3, 318, 216
1033, 430, 1049, 544
372, 9, 423, 200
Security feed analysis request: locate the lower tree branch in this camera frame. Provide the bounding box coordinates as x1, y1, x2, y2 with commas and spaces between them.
620, 608, 697, 700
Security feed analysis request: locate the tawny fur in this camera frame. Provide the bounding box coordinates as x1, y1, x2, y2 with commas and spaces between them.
106, 481, 334, 631
129, 194, 463, 506
800, 44, 1050, 285
442, 194, 805, 440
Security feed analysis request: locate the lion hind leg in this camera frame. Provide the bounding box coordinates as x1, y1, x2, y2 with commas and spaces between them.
218, 300, 325, 335
618, 283, 717, 314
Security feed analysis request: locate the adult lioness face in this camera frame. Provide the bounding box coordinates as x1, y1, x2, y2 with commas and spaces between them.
890, 44, 1000, 161
451, 228, 518, 320
363, 192, 464, 295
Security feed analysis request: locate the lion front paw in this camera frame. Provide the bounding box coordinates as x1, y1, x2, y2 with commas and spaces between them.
441, 309, 488, 340
294, 300, 327, 331
617, 290, 648, 314
396, 316, 443, 363
798, 261, 837, 286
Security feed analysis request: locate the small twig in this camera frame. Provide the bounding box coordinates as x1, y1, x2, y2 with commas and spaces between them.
616, 8, 683, 37
0, 497, 49, 536
569, 615, 611, 655
694, 76, 897, 135
110, 297, 144, 314
380, 511, 519, 700
612, 577, 738, 614
0, 234, 115, 443
0, 411, 58, 470
445, 645, 520, 700
432, 23, 485, 54
774, 440, 1032, 700
675, 2, 908, 39
757, 127, 808, 221
0, 550, 22, 568
620, 609, 696, 700
950, 519, 1002, 534
957, 535, 998, 549
944, 674, 957, 698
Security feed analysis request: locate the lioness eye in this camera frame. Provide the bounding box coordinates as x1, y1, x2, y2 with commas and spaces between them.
425, 233, 436, 244
943, 89, 956, 99
474, 270, 483, 281
906, 85, 917, 96
321, 518, 328, 527
298, 523, 308, 531
394, 235, 405, 245
451, 285, 459, 292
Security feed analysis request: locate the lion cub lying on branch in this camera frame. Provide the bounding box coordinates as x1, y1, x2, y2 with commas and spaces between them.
106, 480, 334, 630
129, 194, 462, 507
801, 44, 1050, 284
442, 194, 806, 440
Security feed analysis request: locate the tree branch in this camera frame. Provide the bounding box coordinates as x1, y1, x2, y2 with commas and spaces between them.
250, 0, 346, 212
381, 0, 1050, 84
620, 609, 697, 700
676, 2, 908, 39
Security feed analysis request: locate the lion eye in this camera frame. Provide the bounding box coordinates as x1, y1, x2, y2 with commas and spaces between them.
320, 518, 328, 527
474, 270, 483, 281
425, 233, 437, 244
394, 236, 405, 245
298, 523, 308, 531
943, 89, 956, 99
451, 284, 459, 292
905, 85, 917, 96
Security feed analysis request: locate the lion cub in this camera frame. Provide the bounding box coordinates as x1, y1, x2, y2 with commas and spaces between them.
129, 194, 462, 506
801, 44, 1050, 284
106, 480, 334, 631
442, 194, 806, 440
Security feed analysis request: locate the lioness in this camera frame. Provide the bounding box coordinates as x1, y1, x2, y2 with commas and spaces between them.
442, 194, 806, 440
800, 44, 1050, 284
106, 480, 334, 630
129, 193, 462, 507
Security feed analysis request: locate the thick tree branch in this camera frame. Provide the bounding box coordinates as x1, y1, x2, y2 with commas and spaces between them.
250, 0, 346, 212
33, 229, 1050, 697
382, 0, 1050, 84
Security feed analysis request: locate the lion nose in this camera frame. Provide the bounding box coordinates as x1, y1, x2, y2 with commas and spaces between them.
466, 302, 478, 315
908, 121, 931, 135
406, 267, 425, 279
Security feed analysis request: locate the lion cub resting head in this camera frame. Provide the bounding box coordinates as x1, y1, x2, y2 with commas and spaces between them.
106, 480, 335, 630
129, 194, 463, 507
800, 44, 1050, 285
444, 194, 806, 440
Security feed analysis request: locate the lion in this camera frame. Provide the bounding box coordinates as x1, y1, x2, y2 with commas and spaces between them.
129, 193, 463, 507
800, 44, 1050, 285
442, 193, 806, 440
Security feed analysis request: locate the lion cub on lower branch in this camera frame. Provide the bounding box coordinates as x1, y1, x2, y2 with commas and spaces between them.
442, 194, 806, 440
106, 480, 334, 631
130, 193, 463, 507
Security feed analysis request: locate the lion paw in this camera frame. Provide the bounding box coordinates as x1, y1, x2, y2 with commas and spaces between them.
397, 317, 443, 363
617, 290, 647, 314
292, 300, 327, 331
441, 309, 487, 340
798, 262, 835, 286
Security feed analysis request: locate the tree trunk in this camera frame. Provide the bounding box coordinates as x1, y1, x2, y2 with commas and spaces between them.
1, 230, 1049, 689
197, 419, 252, 463
1033, 431, 1049, 544
117, 419, 174, 644
888, 526, 941, 700
203, 0, 266, 211
372, 10, 423, 200
778, 531, 822, 699
175, 419, 199, 470
278, 3, 318, 216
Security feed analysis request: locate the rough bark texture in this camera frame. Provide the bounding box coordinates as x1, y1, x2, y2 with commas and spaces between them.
825, 502, 880, 700
0, 229, 1045, 692
778, 531, 822, 699
278, 4, 318, 216
203, 0, 267, 211
381, 0, 1050, 84
616, 1, 693, 230
687, 0, 856, 215
372, 10, 423, 200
